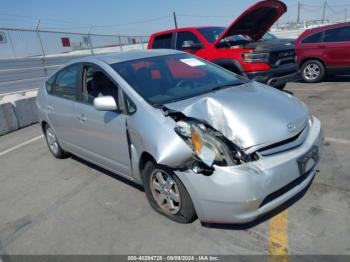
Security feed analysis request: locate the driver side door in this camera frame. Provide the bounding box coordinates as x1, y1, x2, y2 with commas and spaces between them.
175, 31, 206, 58
74, 63, 132, 178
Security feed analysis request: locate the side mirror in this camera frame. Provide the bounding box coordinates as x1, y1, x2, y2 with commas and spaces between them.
182, 40, 203, 50
93, 96, 118, 111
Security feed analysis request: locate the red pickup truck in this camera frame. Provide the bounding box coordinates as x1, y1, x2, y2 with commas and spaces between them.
148, 0, 297, 90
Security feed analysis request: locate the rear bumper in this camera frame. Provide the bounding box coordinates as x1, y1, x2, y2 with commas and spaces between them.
175, 117, 323, 224
246, 63, 299, 87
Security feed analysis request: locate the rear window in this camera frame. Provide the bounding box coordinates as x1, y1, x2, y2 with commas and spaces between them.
302, 32, 324, 44
151, 33, 173, 49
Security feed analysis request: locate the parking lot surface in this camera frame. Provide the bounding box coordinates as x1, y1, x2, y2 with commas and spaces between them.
0, 80, 349, 255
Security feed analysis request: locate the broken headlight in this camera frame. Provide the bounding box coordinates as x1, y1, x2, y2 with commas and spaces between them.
175, 120, 245, 167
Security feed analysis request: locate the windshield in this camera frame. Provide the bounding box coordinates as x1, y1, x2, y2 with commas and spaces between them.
112, 54, 244, 106
262, 32, 277, 41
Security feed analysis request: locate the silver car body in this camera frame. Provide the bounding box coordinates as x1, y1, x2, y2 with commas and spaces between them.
36, 50, 323, 223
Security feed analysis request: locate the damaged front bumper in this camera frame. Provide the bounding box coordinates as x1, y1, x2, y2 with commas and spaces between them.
175, 117, 323, 224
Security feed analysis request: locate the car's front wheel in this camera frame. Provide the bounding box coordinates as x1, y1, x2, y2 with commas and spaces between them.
142, 161, 197, 223
301, 60, 325, 83
44, 124, 68, 159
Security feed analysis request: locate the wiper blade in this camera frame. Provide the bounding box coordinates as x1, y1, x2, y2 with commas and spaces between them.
209, 82, 243, 93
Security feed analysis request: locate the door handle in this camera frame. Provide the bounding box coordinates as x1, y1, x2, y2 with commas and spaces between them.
78, 114, 87, 123
318, 45, 326, 49
47, 105, 54, 112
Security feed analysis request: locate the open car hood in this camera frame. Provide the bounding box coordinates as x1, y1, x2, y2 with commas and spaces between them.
214, 0, 287, 45
165, 82, 309, 151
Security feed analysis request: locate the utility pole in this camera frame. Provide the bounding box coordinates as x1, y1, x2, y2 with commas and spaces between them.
173, 12, 178, 29
346, 8, 348, 22
297, 1, 301, 24
36, 19, 47, 76
35, 19, 45, 58
88, 26, 95, 55
322, 1, 327, 24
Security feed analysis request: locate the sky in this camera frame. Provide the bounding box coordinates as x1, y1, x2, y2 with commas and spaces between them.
1, 0, 350, 36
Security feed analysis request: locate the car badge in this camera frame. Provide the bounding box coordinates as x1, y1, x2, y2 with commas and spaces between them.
287, 123, 297, 133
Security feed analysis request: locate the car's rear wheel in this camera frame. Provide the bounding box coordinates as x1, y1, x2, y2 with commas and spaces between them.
44, 124, 68, 159
274, 82, 287, 90
301, 60, 325, 83
142, 161, 197, 223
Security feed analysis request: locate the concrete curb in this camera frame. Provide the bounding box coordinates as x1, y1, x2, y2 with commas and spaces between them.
0, 91, 38, 136
13, 96, 38, 128
0, 102, 19, 135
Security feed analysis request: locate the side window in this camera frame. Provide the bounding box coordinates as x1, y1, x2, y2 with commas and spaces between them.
52, 64, 79, 101
124, 94, 137, 114
83, 65, 118, 105
45, 74, 56, 94
176, 31, 202, 50
324, 26, 350, 42
302, 32, 324, 44
152, 34, 173, 49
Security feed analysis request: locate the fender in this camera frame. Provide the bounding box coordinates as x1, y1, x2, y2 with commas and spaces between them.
211, 59, 246, 76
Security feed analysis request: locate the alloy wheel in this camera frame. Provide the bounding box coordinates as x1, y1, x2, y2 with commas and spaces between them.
303, 63, 321, 81
150, 169, 181, 215
46, 127, 59, 155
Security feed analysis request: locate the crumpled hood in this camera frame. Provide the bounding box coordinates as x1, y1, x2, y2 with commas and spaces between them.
165, 82, 309, 150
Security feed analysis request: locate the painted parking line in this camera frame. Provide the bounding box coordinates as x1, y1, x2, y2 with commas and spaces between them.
0, 135, 44, 157
326, 137, 350, 145
268, 210, 288, 258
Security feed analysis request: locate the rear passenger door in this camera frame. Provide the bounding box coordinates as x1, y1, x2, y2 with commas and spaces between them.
323, 26, 350, 68
46, 64, 81, 149
299, 31, 325, 62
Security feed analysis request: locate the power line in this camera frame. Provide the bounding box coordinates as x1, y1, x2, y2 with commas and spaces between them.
177, 14, 232, 18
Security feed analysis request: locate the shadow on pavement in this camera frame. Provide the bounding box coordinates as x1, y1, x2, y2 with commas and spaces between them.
70, 155, 145, 192
324, 75, 350, 82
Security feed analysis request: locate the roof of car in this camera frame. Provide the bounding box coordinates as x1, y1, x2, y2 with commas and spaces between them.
302, 21, 350, 36
150, 26, 223, 36
69, 49, 183, 65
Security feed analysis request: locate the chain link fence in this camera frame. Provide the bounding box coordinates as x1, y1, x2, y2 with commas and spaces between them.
0, 27, 149, 95
0, 27, 149, 59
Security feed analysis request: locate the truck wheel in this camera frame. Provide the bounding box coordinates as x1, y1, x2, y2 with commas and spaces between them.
275, 83, 286, 90
301, 60, 325, 83
142, 161, 197, 223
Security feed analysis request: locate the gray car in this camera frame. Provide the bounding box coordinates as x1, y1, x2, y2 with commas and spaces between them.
36, 50, 323, 224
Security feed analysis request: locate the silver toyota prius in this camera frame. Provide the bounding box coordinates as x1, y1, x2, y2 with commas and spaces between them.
36, 50, 323, 224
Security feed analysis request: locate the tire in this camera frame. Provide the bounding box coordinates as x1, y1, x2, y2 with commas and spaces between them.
142, 161, 197, 223
44, 124, 68, 159
275, 82, 286, 90
301, 60, 325, 83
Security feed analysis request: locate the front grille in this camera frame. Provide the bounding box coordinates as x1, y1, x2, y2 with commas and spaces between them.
259, 124, 309, 156
269, 50, 295, 67
259, 168, 314, 208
